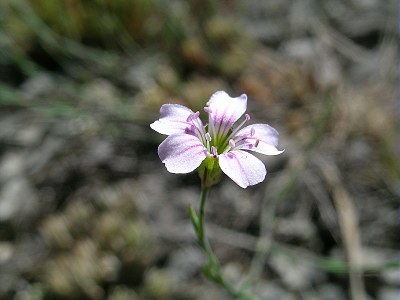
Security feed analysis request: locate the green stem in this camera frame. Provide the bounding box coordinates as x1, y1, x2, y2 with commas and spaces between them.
192, 174, 259, 300
197, 186, 208, 250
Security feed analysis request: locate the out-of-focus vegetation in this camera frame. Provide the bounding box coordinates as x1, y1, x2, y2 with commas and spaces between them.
1, 0, 255, 120
1, 0, 251, 83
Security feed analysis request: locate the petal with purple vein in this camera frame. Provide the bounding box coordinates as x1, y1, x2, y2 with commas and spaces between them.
158, 134, 208, 173
150, 104, 196, 135
219, 150, 266, 188
207, 91, 247, 137
234, 124, 284, 155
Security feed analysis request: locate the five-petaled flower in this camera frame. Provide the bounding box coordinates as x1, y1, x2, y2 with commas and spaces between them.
150, 91, 283, 188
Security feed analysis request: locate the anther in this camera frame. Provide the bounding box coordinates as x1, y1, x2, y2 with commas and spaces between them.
186, 114, 194, 122
204, 107, 213, 114
229, 139, 235, 148
245, 114, 250, 121
254, 139, 260, 147
250, 127, 255, 136
205, 132, 212, 142
186, 111, 200, 122
211, 146, 217, 157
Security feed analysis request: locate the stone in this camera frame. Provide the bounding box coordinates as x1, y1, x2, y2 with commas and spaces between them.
0, 242, 13, 264
274, 216, 316, 243
83, 138, 114, 167
20, 73, 55, 100
82, 79, 121, 110
0, 153, 25, 181
302, 284, 347, 300
0, 178, 39, 223
13, 125, 44, 147
167, 246, 204, 283
255, 282, 297, 300
269, 254, 324, 290
378, 287, 400, 300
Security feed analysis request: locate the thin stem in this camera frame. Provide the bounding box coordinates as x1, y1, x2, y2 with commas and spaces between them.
197, 186, 209, 250
192, 173, 259, 300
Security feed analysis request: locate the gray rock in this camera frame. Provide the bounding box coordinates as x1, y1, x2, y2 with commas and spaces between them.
83, 138, 114, 167
269, 254, 323, 290
255, 282, 297, 300
50, 117, 99, 137
318, 284, 347, 300
346, 138, 373, 166
123, 59, 157, 90
0, 242, 13, 264
26, 137, 65, 175
303, 284, 347, 300
274, 216, 316, 242
281, 38, 318, 61
0, 152, 25, 181
378, 287, 400, 300
313, 54, 342, 88
0, 178, 39, 223
167, 246, 204, 283
381, 267, 400, 287
281, 39, 342, 88
13, 125, 44, 147
0, 113, 36, 144
360, 248, 399, 286
82, 79, 120, 110
14, 283, 45, 300
0, 272, 18, 298
20, 73, 56, 100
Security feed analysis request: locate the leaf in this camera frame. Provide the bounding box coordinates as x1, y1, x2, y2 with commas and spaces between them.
188, 205, 199, 232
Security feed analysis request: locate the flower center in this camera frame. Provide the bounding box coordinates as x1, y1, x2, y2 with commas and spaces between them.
186, 110, 260, 157
203, 109, 254, 155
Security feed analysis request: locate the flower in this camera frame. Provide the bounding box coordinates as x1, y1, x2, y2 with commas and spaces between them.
150, 91, 283, 188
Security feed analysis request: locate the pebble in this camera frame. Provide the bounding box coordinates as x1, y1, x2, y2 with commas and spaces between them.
255, 282, 297, 300
269, 254, 324, 290
378, 287, 400, 300
0, 153, 25, 181
20, 73, 55, 100
0, 178, 39, 223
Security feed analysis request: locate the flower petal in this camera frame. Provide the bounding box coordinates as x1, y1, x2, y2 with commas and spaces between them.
207, 91, 247, 137
234, 124, 284, 155
158, 134, 208, 173
219, 150, 266, 188
150, 104, 195, 135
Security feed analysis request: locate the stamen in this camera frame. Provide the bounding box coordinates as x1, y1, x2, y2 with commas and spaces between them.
211, 146, 217, 157
205, 132, 212, 142
186, 111, 200, 122
208, 110, 216, 141
254, 139, 260, 147
204, 107, 212, 114
250, 127, 255, 136
228, 113, 252, 140
229, 139, 235, 149
186, 112, 207, 144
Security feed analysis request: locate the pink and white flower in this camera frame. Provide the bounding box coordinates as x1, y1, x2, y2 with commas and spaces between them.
150, 91, 283, 188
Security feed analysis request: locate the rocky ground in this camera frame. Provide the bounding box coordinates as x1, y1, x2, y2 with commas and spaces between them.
0, 0, 398, 299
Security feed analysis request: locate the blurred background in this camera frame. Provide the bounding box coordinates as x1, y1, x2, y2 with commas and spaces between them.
0, 0, 398, 299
